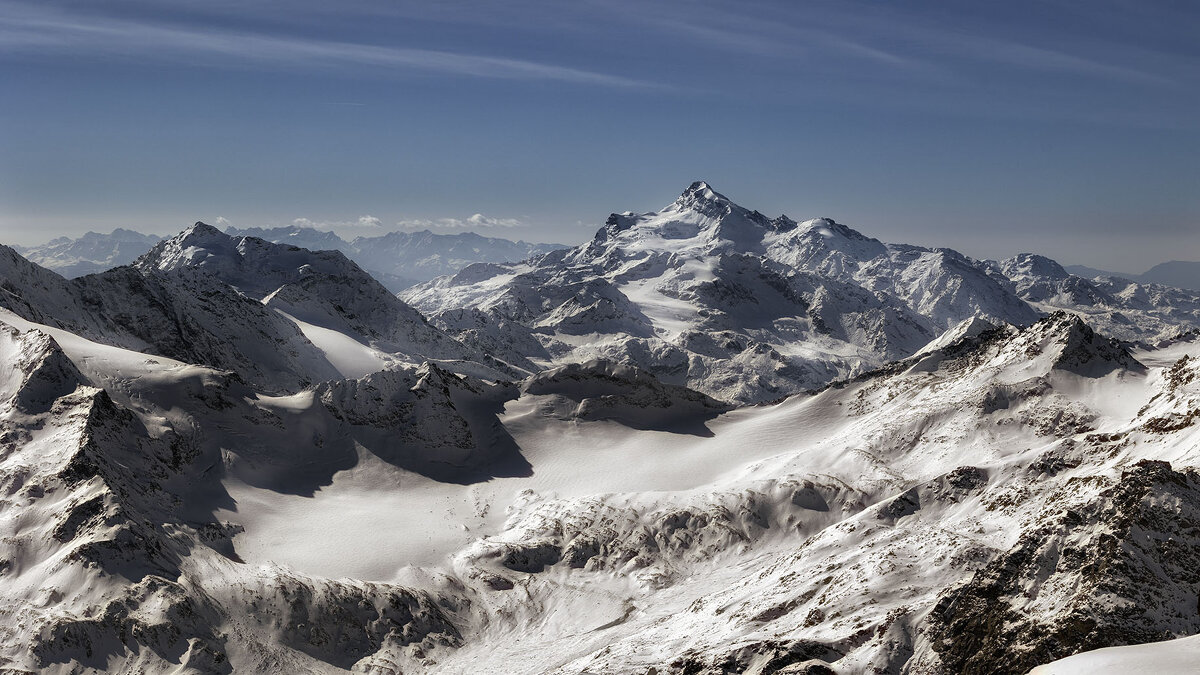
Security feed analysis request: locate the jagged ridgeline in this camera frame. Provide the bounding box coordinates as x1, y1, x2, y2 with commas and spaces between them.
404, 182, 1200, 404
0, 184, 1197, 673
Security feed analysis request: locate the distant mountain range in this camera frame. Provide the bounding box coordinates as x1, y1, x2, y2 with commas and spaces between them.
225, 226, 567, 292
16, 226, 567, 292
1066, 261, 1200, 292
16, 223, 1197, 299
14, 228, 165, 277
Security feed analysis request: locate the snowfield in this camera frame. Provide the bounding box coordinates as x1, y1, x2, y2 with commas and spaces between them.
0, 184, 1199, 673
1031, 634, 1200, 674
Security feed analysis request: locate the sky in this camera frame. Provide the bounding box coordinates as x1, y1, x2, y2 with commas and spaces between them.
0, 0, 1197, 271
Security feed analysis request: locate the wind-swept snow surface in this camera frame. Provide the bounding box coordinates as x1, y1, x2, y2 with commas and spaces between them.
1031, 634, 1200, 674
2, 300, 1199, 673
5, 186, 1200, 674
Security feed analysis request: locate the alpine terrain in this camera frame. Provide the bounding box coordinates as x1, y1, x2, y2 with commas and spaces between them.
404, 182, 1200, 403
0, 184, 1199, 674
17, 226, 566, 293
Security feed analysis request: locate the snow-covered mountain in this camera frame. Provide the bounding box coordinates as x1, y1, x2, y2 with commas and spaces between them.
0, 313, 498, 673
14, 228, 164, 277
4, 185, 1200, 674
0, 243, 343, 392
428, 312, 1199, 674
135, 223, 508, 379
226, 225, 566, 291
404, 183, 1200, 404
1002, 253, 1200, 344
2, 297, 1199, 673
0, 223, 511, 393
402, 182, 1023, 403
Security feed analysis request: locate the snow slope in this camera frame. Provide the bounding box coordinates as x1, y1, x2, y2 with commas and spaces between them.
2, 286, 1200, 673
1030, 634, 1200, 674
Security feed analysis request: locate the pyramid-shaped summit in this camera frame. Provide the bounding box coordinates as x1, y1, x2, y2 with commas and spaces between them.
136, 222, 507, 378
401, 183, 1046, 403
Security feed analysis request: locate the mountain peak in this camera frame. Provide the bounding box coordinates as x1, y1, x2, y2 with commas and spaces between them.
186, 221, 225, 238
671, 181, 733, 211
1002, 253, 1070, 281
1025, 311, 1144, 376
683, 180, 719, 197
168, 221, 233, 249
136, 222, 236, 273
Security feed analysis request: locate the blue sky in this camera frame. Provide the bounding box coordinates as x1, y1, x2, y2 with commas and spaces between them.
1, 0, 1197, 270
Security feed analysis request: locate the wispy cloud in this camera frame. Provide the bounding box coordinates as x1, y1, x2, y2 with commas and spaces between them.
292, 215, 384, 230
645, 11, 922, 71
287, 213, 524, 234
944, 36, 1176, 87
397, 213, 525, 230
0, 1, 658, 89
796, 2, 1180, 88
600, 0, 1176, 89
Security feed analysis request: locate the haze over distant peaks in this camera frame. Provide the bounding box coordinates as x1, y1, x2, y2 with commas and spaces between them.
1066, 260, 1200, 292
14, 224, 567, 292
15, 228, 164, 277
224, 225, 567, 291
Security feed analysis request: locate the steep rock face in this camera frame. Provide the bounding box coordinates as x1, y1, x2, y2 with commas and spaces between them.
522, 359, 732, 429
403, 182, 1042, 403
78, 266, 344, 391
0, 322, 220, 671
1002, 310, 1145, 378
924, 460, 1200, 675
316, 363, 528, 482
